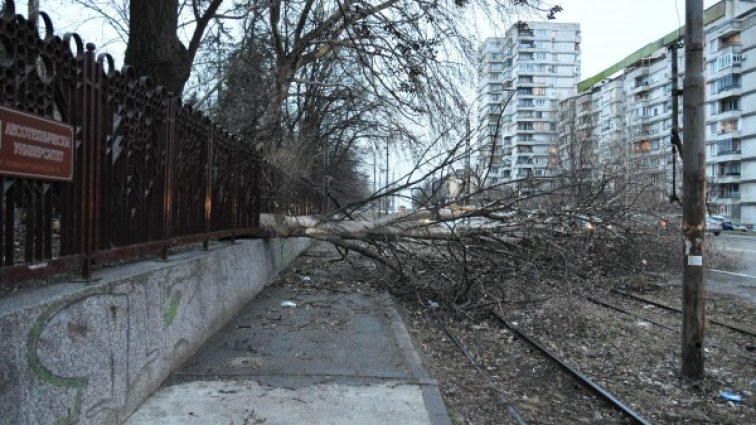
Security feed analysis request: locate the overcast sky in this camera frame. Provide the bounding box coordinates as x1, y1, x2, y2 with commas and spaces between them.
542, 0, 721, 80
23, 0, 723, 82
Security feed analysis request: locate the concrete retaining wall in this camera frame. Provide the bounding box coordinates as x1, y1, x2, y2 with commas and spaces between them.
0, 238, 310, 425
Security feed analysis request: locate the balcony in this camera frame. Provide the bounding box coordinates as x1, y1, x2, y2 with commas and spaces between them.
633, 66, 649, 77
711, 109, 741, 121
711, 85, 741, 100
721, 43, 743, 55
718, 149, 741, 155
712, 161, 741, 183
717, 129, 740, 140
716, 21, 741, 38
631, 83, 650, 95
717, 192, 741, 199
517, 30, 535, 39
708, 150, 741, 164
712, 174, 741, 184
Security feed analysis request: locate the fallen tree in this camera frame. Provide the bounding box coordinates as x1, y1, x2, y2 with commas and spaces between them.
260, 125, 688, 313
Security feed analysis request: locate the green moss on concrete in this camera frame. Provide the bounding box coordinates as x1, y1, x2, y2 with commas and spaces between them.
163, 291, 182, 327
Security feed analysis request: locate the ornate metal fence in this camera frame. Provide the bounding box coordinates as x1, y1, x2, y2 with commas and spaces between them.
0, 3, 273, 283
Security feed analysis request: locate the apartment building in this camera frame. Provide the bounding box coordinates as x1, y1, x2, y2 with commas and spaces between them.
557, 77, 627, 184
558, 0, 756, 224
558, 54, 677, 191
705, 1, 753, 222
477, 22, 581, 188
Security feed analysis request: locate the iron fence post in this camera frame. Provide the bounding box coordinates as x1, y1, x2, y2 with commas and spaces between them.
161, 96, 176, 259
203, 124, 213, 250
80, 43, 103, 279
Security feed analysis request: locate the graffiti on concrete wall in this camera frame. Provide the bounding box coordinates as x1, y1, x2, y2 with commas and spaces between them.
25, 271, 195, 425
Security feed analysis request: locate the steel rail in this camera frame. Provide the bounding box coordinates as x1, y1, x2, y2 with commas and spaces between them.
613, 290, 756, 338
489, 310, 653, 425
585, 295, 675, 331
585, 295, 756, 363
436, 318, 529, 425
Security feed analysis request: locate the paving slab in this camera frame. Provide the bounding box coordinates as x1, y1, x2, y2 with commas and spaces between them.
123, 284, 451, 425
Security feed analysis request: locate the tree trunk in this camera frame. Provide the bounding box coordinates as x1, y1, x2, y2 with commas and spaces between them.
125, 0, 191, 96
257, 59, 297, 148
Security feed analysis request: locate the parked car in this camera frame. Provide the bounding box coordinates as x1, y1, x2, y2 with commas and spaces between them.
707, 215, 734, 231
728, 221, 749, 232
705, 217, 722, 236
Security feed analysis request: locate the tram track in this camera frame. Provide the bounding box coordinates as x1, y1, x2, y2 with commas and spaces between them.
611, 289, 756, 338
584, 293, 756, 363
436, 310, 648, 425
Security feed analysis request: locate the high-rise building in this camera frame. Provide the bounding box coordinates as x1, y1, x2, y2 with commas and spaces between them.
477, 22, 581, 189
558, 0, 756, 224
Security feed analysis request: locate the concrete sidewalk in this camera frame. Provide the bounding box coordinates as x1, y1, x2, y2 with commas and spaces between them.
123, 278, 451, 424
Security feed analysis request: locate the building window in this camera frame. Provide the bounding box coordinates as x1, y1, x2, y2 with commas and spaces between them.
715, 53, 742, 72
720, 97, 740, 112
717, 54, 732, 70
709, 39, 718, 54
518, 122, 534, 130
634, 140, 651, 153
719, 119, 738, 134
715, 74, 741, 92
717, 139, 741, 155
719, 33, 741, 50
718, 162, 740, 176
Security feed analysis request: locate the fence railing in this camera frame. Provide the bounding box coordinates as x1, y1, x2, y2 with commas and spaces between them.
0, 3, 320, 284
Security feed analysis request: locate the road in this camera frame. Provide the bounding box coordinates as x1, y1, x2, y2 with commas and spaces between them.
707, 233, 756, 303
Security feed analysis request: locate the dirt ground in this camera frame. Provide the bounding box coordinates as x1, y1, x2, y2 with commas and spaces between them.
286, 243, 755, 425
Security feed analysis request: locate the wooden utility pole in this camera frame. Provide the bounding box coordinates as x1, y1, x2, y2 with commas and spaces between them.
669, 43, 682, 203
681, 0, 706, 380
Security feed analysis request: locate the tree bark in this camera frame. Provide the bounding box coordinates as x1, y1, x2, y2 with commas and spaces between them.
125, 0, 189, 95
125, 0, 223, 96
